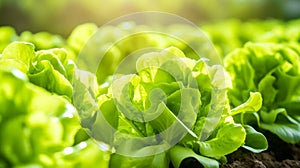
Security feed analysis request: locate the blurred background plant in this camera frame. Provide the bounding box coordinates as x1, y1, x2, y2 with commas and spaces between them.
1, 0, 300, 37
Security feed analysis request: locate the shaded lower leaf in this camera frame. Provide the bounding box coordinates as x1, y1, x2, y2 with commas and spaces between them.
169, 145, 219, 168
109, 152, 169, 168
260, 108, 300, 144
242, 125, 268, 153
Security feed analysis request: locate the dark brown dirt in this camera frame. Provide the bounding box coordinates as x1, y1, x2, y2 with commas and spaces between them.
221, 132, 300, 168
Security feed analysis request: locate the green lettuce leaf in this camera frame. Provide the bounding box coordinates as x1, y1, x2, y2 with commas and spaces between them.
242, 125, 268, 153
196, 123, 246, 158
230, 92, 262, 116
1, 41, 35, 71
28, 48, 74, 98
259, 108, 300, 144
169, 145, 219, 168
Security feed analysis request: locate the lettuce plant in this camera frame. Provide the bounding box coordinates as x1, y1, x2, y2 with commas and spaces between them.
0, 69, 112, 168
0, 41, 111, 167
0, 69, 79, 167
74, 46, 266, 167
0, 41, 75, 99
225, 42, 300, 144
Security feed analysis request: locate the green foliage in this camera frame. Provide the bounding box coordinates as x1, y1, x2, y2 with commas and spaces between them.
225, 42, 300, 144
202, 19, 300, 56
2, 18, 300, 167
75, 46, 264, 167
0, 28, 110, 167
0, 69, 79, 166
1, 42, 74, 98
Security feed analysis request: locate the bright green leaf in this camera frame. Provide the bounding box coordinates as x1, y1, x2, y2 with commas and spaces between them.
197, 123, 246, 157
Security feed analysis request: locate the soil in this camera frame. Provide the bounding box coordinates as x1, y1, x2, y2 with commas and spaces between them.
221, 132, 300, 168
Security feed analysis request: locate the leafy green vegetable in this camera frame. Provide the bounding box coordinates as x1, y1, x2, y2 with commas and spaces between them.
0, 41, 75, 98
0, 69, 79, 166
80, 47, 203, 153
225, 42, 300, 144
0, 32, 112, 167
74, 46, 264, 167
